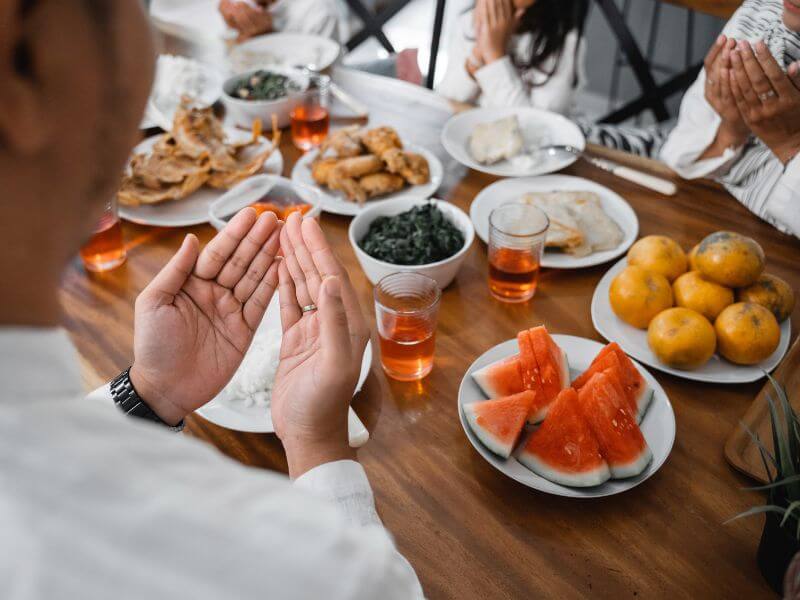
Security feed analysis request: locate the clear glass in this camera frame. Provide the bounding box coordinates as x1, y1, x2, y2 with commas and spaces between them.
290, 74, 331, 151
79, 198, 126, 272
374, 272, 442, 382
488, 204, 549, 303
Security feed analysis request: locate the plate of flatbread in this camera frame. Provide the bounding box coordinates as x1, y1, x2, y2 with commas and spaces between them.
470, 175, 638, 269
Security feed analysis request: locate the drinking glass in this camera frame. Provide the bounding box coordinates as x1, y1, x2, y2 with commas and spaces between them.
488, 204, 549, 303
374, 272, 441, 382
80, 198, 126, 272
290, 74, 330, 151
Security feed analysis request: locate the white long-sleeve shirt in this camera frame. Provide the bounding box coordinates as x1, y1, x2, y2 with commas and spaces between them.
150, 0, 356, 45
0, 327, 423, 599
437, 10, 585, 115
660, 0, 800, 238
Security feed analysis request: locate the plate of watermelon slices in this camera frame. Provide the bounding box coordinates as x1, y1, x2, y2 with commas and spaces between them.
458, 328, 675, 498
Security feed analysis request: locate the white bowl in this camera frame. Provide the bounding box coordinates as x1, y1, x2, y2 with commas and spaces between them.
348, 196, 474, 289
221, 67, 309, 129
209, 175, 323, 231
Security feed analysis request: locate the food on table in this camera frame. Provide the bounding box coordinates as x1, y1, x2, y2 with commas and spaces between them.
672, 271, 734, 321
118, 100, 279, 206
609, 265, 673, 329
471, 326, 568, 424
310, 125, 431, 204
736, 273, 795, 322
714, 302, 780, 365
250, 197, 312, 221
358, 203, 464, 266
228, 69, 301, 101
571, 342, 653, 422
688, 243, 701, 271
463, 391, 536, 458
576, 372, 653, 479
647, 307, 717, 370
626, 235, 687, 282
518, 388, 611, 488
518, 191, 624, 257
219, 326, 282, 409
694, 231, 765, 288
469, 116, 524, 165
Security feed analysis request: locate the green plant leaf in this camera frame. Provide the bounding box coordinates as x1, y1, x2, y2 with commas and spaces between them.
725, 504, 786, 525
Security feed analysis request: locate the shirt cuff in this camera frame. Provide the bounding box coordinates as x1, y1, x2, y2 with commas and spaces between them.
765, 153, 800, 238
474, 56, 527, 107
293, 460, 382, 527
86, 382, 113, 403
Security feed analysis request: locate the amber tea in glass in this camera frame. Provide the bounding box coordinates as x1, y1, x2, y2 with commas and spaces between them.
488, 204, 549, 303
80, 198, 126, 272
290, 75, 330, 151
375, 272, 441, 382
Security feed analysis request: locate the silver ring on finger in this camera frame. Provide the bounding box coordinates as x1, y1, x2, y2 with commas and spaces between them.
301, 304, 318, 314
759, 90, 777, 101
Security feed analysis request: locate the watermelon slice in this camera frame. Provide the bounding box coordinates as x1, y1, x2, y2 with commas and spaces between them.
518, 388, 610, 487
577, 372, 652, 479
463, 391, 536, 458
472, 355, 525, 399
572, 342, 653, 422
521, 326, 569, 423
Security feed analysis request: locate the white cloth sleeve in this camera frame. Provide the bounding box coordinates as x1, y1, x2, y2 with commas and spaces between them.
764, 153, 800, 238
660, 69, 745, 179
86, 383, 112, 403
436, 14, 480, 104
473, 30, 582, 114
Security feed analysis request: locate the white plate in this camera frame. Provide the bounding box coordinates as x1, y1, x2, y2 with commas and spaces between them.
591, 258, 792, 383
196, 295, 373, 434
458, 335, 675, 498
119, 129, 283, 227
290, 144, 443, 216
441, 106, 585, 178
229, 33, 341, 73
470, 175, 638, 269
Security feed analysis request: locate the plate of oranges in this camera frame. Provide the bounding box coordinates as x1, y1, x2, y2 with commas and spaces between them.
591, 231, 793, 383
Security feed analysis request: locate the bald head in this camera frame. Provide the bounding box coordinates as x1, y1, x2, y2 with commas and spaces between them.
0, 0, 155, 326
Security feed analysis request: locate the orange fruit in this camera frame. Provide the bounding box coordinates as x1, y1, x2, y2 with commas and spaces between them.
688, 244, 701, 271
715, 302, 780, 365
673, 271, 734, 321
736, 273, 795, 323
627, 235, 688, 282
647, 308, 716, 370
695, 231, 765, 288
609, 265, 674, 329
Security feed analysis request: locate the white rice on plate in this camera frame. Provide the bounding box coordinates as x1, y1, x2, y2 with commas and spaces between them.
219, 327, 283, 409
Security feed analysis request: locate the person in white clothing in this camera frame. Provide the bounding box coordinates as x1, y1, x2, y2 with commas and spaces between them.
437, 0, 588, 114
660, 0, 800, 238
0, 1, 422, 598
150, 0, 355, 44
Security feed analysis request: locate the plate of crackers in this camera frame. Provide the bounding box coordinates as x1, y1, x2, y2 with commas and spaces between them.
291, 125, 443, 216
117, 100, 283, 227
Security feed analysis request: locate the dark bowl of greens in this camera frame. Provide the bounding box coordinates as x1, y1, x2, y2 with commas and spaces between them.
348, 197, 474, 289
222, 67, 308, 129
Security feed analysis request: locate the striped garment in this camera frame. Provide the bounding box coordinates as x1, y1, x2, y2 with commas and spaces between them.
583, 0, 800, 238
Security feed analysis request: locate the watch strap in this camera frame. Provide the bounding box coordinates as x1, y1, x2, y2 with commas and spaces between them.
110, 367, 185, 432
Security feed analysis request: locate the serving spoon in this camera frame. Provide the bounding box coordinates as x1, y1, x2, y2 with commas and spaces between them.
541, 144, 677, 196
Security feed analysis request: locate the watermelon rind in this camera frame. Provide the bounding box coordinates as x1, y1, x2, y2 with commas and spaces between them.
634, 385, 654, 423
463, 402, 515, 458
558, 347, 570, 389
607, 444, 653, 479
472, 364, 501, 399
527, 403, 550, 425
518, 449, 611, 488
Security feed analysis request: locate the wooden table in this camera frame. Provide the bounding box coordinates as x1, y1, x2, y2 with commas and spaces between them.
62, 68, 800, 598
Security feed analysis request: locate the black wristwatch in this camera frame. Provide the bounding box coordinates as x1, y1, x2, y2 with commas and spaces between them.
110, 367, 185, 432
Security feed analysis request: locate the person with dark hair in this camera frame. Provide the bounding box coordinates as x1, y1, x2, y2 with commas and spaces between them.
0, 1, 422, 597
438, 0, 589, 114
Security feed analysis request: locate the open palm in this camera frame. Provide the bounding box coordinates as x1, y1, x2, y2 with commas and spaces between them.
131, 209, 281, 424
270, 214, 369, 446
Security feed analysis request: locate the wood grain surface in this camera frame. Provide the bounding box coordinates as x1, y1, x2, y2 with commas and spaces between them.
60, 67, 799, 599
725, 338, 800, 484
661, 0, 742, 19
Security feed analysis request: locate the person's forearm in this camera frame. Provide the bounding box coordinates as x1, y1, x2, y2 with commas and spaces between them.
284, 436, 357, 479
698, 124, 747, 161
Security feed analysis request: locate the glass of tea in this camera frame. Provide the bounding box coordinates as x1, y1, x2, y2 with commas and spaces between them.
290, 74, 330, 151
79, 198, 126, 272
374, 272, 441, 382
488, 204, 549, 303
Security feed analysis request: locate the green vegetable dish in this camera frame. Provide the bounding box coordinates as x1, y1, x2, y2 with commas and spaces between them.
230, 70, 301, 101
359, 204, 465, 266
